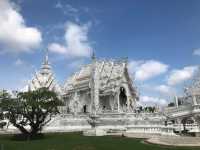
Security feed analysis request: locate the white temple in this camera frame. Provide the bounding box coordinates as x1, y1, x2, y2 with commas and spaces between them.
18, 53, 176, 136
6, 52, 200, 137
63, 55, 138, 115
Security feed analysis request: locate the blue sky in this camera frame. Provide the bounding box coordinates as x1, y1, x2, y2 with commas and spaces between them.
1, 0, 200, 106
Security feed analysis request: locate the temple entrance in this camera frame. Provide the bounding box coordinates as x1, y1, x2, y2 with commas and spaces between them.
83, 105, 87, 113
119, 87, 127, 108
100, 95, 111, 112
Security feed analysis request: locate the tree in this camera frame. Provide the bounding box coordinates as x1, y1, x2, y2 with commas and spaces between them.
0, 90, 9, 129
168, 102, 175, 107
147, 106, 156, 113
0, 88, 62, 137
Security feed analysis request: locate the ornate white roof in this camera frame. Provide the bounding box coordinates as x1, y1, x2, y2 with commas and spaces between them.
27, 54, 62, 94
185, 67, 200, 96
64, 58, 138, 98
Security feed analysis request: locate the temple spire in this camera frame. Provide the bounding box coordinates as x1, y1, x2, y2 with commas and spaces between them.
41, 49, 51, 74
91, 50, 96, 61
44, 49, 49, 65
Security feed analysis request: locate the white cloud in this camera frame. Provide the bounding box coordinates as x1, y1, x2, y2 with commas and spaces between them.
48, 43, 66, 54
128, 60, 169, 81
65, 4, 79, 13
55, 1, 63, 9
55, 2, 78, 14
154, 84, 173, 94
48, 22, 92, 58
14, 58, 24, 66
55, 1, 79, 21
140, 96, 168, 106
0, 0, 42, 53
67, 59, 85, 69
193, 48, 200, 56
167, 66, 198, 85
128, 60, 143, 72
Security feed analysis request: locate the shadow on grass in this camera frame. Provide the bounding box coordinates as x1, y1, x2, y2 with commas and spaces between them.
9, 133, 46, 141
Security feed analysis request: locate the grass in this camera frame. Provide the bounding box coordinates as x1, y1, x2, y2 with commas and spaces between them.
0, 132, 198, 150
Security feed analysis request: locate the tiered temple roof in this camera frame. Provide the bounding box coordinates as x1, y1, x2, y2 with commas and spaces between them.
28, 54, 62, 94
64, 58, 138, 99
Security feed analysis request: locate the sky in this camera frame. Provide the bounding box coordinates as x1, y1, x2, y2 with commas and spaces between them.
1, 0, 200, 106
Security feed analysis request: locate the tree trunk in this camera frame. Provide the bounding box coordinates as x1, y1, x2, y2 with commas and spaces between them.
13, 124, 29, 135
30, 123, 41, 137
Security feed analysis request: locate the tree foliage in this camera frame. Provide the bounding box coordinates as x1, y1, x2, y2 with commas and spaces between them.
168, 102, 175, 107
0, 88, 62, 136
136, 106, 156, 113
0, 90, 10, 128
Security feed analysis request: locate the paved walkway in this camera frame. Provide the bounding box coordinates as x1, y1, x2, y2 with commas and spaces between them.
147, 136, 200, 147
125, 133, 200, 147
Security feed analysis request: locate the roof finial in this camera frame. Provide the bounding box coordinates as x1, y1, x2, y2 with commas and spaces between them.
125, 56, 128, 66
44, 49, 49, 64
91, 49, 96, 60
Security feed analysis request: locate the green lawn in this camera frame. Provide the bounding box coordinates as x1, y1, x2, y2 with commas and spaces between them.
0, 132, 198, 150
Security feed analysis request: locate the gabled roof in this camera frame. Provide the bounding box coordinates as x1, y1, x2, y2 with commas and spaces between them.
64, 58, 138, 98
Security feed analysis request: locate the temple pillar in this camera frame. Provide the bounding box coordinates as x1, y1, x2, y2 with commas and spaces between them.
117, 92, 120, 112
73, 92, 78, 116
194, 115, 200, 136
90, 54, 99, 115
175, 96, 179, 108
109, 95, 114, 111
176, 118, 182, 134
192, 95, 198, 105
127, 97, 130, 112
